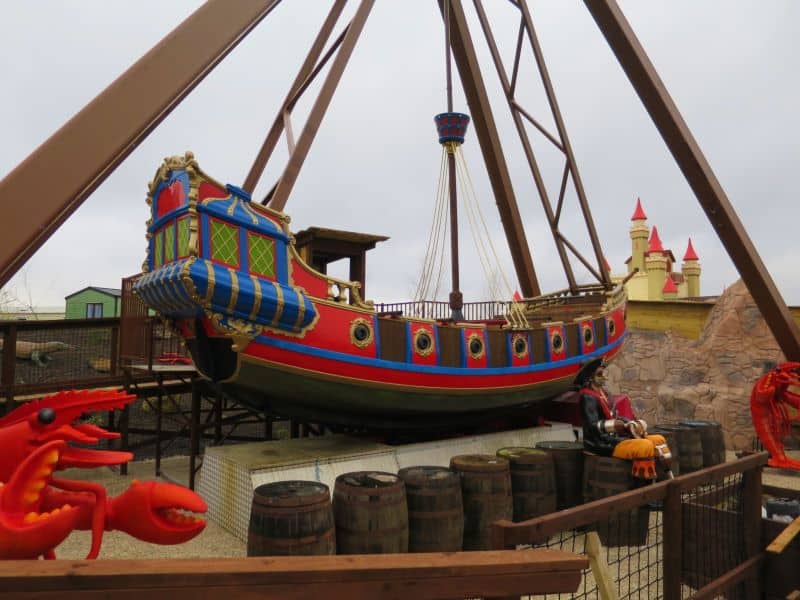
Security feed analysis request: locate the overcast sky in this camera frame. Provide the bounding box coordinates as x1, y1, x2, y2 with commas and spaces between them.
1, 1, 798, 310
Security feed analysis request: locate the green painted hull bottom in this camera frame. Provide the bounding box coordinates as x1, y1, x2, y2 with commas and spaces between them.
219, 359, 572, 431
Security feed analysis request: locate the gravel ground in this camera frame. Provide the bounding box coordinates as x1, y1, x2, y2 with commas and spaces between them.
53, 456, 245, 560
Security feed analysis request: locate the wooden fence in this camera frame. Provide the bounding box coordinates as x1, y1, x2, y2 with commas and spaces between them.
0, 454, 770, 599
0, 316, 183, 412
492, 452, 767, 599
0, 549, 587, 599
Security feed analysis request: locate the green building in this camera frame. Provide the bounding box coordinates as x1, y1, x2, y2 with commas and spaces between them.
64, 286, 121, 320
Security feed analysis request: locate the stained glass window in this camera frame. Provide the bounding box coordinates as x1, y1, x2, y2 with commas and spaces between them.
164, 223, 175, 263
154, 230, 163, 268
248, 232, 275, 278
177, 217, 190, 257
210, 219, 239, 267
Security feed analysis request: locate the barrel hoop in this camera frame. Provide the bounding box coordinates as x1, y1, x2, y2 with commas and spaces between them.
334, 500, 406, 512
251, 501, 331, 514
459, 491, 512, 499
512, 490, 555, 499
250, 527, 335, 547
456, 472, 511, 481
334, 485, 404, 497
404, 486, 461, 496
336, 524, 408, 536
408, 508, 463, 519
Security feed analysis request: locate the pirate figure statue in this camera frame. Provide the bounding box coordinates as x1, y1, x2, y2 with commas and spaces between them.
577, 358, 673, 480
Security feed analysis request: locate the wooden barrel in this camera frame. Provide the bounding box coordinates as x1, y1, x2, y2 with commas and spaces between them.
652, 424, 703, 473
332, 471, 408, 554
247, 480, 335, 556
535, 441, 584, 509
449, 454, 513, 550
647, 427, 681, 479
398, 466, 463, 552
496, 447, 557, 521
582, 453, 649, 547
679, 420, 725, 467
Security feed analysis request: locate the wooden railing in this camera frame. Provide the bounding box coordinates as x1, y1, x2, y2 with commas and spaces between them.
0, 549, 587, 599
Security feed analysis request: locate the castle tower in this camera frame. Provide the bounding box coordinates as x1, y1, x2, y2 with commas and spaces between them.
662, 273, 678, 300
682, 238, 701, 297
645, 226, 668, 300
629, 197, 648, 274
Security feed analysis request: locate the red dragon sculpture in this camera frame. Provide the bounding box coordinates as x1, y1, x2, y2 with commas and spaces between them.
0, 389, 207, 559
751, 362, 800, 470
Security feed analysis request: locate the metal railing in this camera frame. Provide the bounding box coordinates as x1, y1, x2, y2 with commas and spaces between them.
374, 300, 512, 321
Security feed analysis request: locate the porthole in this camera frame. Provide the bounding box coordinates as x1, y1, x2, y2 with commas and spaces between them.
550, 331, 564, 354
583, 325, 594, 346
468, 333, 485, 360
607, 318, 616, 337
414, 329, 434, 357
349, 318, 374, 348
512, 335, 528, 359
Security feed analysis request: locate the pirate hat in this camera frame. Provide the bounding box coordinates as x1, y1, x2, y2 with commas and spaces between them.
574, 357, 605, 387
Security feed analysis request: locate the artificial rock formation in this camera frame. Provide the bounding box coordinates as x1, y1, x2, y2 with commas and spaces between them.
606, 279, 785, 450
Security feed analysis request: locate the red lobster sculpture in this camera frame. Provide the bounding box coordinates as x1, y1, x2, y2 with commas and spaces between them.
0, 389, 207, 559
751, 362, 800, 470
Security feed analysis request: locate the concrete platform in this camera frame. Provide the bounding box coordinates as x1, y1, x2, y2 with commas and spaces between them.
198, 422, 576, 541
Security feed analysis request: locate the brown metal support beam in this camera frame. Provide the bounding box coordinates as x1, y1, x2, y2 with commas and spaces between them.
268, 0, 374, 212
441, 0, 540, 298
243, 0, 348, 194
518, 0, 611, 288
0, 0, 282, 290
472, 0, 576, 293
584, 0, 800, 359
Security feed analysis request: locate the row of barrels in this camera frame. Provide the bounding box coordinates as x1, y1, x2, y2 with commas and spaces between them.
247, 444, 560, 556
247, 420, 725, 555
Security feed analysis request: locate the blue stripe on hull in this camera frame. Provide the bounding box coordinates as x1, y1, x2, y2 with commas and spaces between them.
247, 329, 627, 377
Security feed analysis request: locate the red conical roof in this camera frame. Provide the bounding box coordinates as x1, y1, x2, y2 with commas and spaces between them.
662, 275, 678, 294
647, 226, 664, 253
631, 197, 647, 221
683, 238, 699, 261
603, 257, 611, 272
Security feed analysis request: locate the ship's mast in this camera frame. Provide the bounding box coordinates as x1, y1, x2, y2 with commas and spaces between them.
443, 0, 462, 321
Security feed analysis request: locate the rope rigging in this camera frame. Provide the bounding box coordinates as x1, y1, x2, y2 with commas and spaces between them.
414, 141, 529, 328
413, 0, 527, 327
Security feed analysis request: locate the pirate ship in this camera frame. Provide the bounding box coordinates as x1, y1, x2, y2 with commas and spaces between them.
133, 151, 626, 428
130, 2, 632, 429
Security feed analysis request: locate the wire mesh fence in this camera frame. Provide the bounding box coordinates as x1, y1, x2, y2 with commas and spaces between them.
679, 473, 751, 600
522, 510, 664, 600
0, 318, 122, 402
493, 454, 765, 600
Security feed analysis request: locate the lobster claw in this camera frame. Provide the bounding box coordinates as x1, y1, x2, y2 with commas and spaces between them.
107, 480, 207, 545
0, 441, 83, 559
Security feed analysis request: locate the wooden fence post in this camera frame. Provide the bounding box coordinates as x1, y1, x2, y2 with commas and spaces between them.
110, 323, 120, 375
586, 531, 619, 600
663, 479, 682, 600
742, 464, 764, 598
